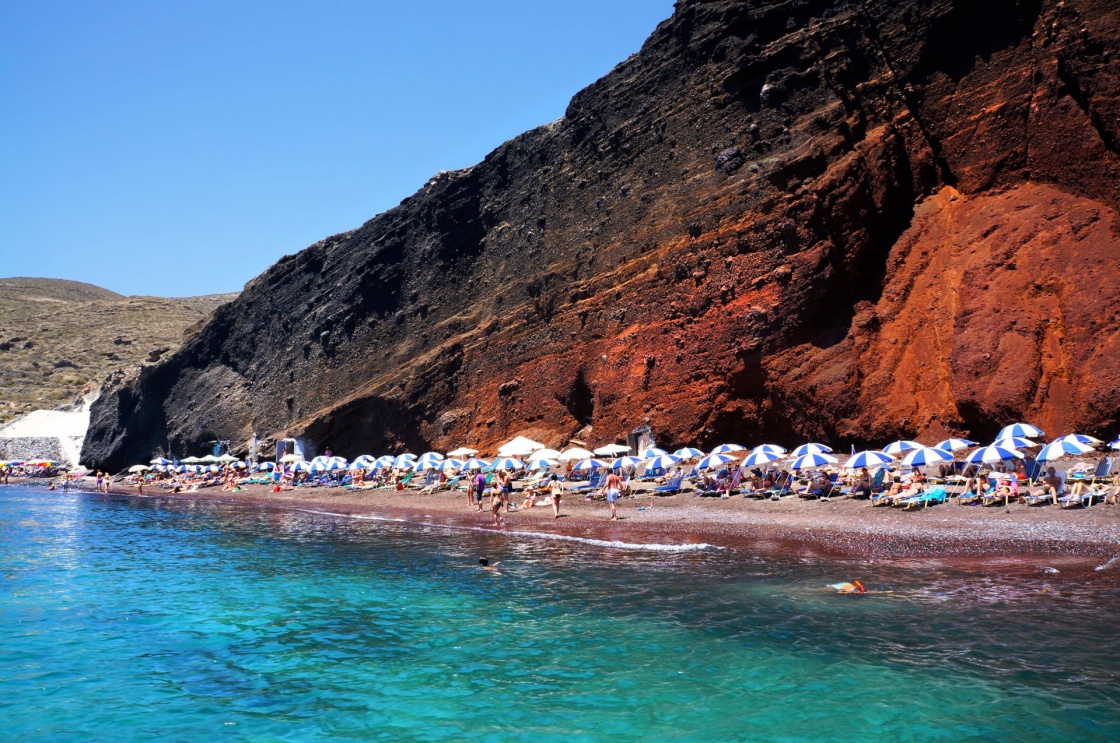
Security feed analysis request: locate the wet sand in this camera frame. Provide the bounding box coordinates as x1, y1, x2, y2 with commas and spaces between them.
58, 479, 1120, 575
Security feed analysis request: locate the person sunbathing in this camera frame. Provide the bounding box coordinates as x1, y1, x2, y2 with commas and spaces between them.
1041, 468, 1064, 505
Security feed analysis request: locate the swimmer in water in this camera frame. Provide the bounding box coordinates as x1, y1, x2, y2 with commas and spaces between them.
831, 580, 866, 594
478, 557, 501, 573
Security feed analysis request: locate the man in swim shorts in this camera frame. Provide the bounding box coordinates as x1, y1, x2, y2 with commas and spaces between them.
604, 471, 622, 521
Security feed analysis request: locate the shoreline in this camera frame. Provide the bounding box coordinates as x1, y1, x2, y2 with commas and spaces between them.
16, 478, 1115, 575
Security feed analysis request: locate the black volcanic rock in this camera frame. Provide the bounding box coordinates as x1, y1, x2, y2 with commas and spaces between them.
83, 0, 1120, 470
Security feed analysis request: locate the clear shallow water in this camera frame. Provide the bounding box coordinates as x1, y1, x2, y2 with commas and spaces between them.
2, 486, 1119, 742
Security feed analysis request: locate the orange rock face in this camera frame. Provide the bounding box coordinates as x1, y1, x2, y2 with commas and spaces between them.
84, 0, 1120, 469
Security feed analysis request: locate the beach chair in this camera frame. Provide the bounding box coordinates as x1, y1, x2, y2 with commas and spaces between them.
1022, 485, 1055, 506
1059, 486, 1106, 509
899, 486, 947, 510
569, 472, 604, 493
1091, 457, 1113, 484
653, 472, 685, 495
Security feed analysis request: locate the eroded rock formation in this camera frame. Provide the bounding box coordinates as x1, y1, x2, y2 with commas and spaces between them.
83, 0, 1120, 469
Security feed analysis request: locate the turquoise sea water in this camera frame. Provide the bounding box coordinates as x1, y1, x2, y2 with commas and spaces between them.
2, 486, 1119, 741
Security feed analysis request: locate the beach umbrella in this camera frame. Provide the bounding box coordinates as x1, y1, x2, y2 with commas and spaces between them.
417, 451, 445, 462
464, 457, 490, 470
790, 443, 833, 457
882, 440, 922, 456
347, 461, 368, 471
527, 457, 558, 470
206, 465, 222, 473
373, 455, 395, 468
742, 449, 782, 467
965, 445, 1024, 465
997, 423, 1044, 440
393, 454, 417, 469
639, 447, 668, 458
992, 436, 1038, 450
533, 448, 562, 459
415, 458, 446, 471
436, 458, 465, 471
447, 447, 479, 457
571, 458, 607, 472
279, 454, 302, 463
790, 453, 838, 470
150, 457, 173, 465
594, 443, 632, 456
1059, 434, 1102, 447
934, 438, 977, 452
672, 447, 704, 460
257, 462, 276, 471
843, 450, 894, 469
710, 443, 746, 455
1037, 439, 1094, 462
216, 454, 238, 464
643, 453, 682, 471
492, 457, 525, 471
200, 455, 220, 463
497, 436, 545, 457
128, 464, 149, 473
901, 447, 953, 468
1110, 438, 1120, 450
558, 447, 594, 461
749, 443, 787, 456
232, 461, 247, 469
610, 456, 643, 470
292, 461, 313, 472
181, 456, 202, 464
698, 453, 737, 470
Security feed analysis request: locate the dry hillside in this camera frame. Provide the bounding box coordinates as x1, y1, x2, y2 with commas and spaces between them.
0, 277, 236, 426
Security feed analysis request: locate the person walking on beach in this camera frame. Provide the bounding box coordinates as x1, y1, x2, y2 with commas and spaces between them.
473, 470, 487, 512
549, 474, 563, 518
604, 470, 622, 521
490, 491, 504, 527
497, 469, 513, 512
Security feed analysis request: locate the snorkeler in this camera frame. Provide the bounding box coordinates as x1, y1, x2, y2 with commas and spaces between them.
831, 581, 866, 594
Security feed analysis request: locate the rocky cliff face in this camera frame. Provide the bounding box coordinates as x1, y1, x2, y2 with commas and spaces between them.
83, 0, 1120, 469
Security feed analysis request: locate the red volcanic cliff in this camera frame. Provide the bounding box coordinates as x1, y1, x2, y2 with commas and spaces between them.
84, 0, 1120, 468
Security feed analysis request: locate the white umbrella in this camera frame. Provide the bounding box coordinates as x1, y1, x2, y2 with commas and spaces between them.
997, 423, 1044, 440
882, 440, 922, 456
698, 453, 736, 470
1037, 439, 1093, 462
533, 448, 562, 459
497, 436, 545, 457
216, 454, 239, 464
280, 454, 303, 463
710, 443, 746, 455
593, 443, 632, 456
128, 464, 150, 473
934, 438, 977, 452
790, 443, 832, 457
843, 450, 893, 469
558, 447, 595, 461
965, 445, 1024, 464
790, 453, 838, 470
901, 447, 953, 468
446, 447, 479, 457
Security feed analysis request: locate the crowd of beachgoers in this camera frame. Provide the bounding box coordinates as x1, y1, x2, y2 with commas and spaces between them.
6, 422, 1120, 521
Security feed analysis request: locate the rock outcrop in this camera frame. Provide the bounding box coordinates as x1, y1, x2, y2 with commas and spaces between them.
83, 0, 1120, 469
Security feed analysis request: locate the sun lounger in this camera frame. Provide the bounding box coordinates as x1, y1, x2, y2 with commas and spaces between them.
899, 486, 947, 510
1021, 486, 1054, 506
570, 472, 604, 493
653, 472, 685, 495
1059, 488, 1106, 508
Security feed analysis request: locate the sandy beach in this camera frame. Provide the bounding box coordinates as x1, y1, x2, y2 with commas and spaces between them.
41, 478, 1114, 575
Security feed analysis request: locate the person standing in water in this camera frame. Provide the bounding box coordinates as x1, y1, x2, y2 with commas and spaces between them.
604, 470, 622, 521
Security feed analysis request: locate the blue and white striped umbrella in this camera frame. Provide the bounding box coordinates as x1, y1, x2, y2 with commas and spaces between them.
1110, 438, 1120, 451
993, 436, 1038, 450
643, 454, 682, 471
710, 443, 746, 455
292, 461, 313, 472
572, 458, 607, 472
790, 443, 832, 457
965, 445, 1024, 464
882, 440, 922, 455
901, 447, 953, 468
232, 461, 247, 469
353, 454, 375, 464
415, 459, 445, 471
373, 455, 396, 469
464, 457, 490, 470
610, 456, 643, 470
1037, 439, 1094, 462
750, 443, 787, 456
492, 457, 525, 471
150, 457, 174, 465
347, 461, 369, 471
673, 447, 705, 460
528, 457, 558, 470
742, 449, 782, 467
934, 438, 977, 452
997, 423, 1044, 440
790, 452, 838, 470
640, 447, 668, 458
206, 465, 222, 473
256, 462, 275, 471
698, 453, 736, 470
1059, 433, 1102, 447
436, 458, 465, 471
393, 454, 417, 469
843, 450, 893, 469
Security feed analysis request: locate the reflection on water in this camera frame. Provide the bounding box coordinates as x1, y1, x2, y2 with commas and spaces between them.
2, 486, 1119, 742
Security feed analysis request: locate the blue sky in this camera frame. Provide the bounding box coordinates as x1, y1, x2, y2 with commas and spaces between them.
0, 0, 673, 297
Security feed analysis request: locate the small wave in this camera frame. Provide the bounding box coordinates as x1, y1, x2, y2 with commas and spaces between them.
1094, 556, 1120, 572
287, 507, 720, 552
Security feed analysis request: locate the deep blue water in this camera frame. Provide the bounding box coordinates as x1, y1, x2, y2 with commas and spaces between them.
2, 485, 1119, 741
